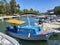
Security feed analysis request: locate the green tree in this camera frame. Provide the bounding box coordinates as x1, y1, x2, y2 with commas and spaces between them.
54, 6, 60, 15
6, 3, 11, 15
0, 1, 6, 14
29, 8, 34, 14
34, 11, 40, 14
29, 8, 40, 14
0, 0, 9, 15
0, 0, 6, 14
10, 0, 17, 14
16, 4, 21, 14
23, 9, 29, 14
3, 0, 10, 15
0, 1, 3, 14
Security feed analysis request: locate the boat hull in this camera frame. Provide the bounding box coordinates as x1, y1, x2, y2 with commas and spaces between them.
6, 31, 53, 40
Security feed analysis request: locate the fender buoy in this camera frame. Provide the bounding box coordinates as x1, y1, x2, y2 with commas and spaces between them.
28, 33, 30, 39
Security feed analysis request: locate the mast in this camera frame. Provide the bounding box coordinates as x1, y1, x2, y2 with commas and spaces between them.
27, 15, 31, 26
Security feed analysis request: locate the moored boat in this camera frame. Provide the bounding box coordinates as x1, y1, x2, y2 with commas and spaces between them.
6, 25, 54, 40
0, 32, 20, 45
5, 16, 55, 40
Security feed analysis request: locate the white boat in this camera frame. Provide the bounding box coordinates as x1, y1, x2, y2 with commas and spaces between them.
35, 22, 60, 29
54, 30, 60, 33
0, 32, 20, 45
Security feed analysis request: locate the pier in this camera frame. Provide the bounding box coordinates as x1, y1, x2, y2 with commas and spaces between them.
0, 15, 20, 21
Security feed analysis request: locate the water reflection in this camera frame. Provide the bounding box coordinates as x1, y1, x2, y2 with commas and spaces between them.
16, 38, 48, 45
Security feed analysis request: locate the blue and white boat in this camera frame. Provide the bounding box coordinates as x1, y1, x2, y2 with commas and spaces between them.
6, 15, 54, 40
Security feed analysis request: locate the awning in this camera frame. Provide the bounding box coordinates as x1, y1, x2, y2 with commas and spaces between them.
6, 19, 25, 24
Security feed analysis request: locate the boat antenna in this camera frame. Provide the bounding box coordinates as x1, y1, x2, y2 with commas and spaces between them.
27, 15, 31, 26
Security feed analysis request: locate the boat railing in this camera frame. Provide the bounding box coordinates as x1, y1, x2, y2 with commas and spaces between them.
0, 32, 19, 45
0, 35, 14, 45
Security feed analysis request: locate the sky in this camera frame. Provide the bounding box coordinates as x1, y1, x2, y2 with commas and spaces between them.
7, 0, 60, 13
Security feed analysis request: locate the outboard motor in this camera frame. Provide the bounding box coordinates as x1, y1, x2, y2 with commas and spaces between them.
28, 33, 31, 39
